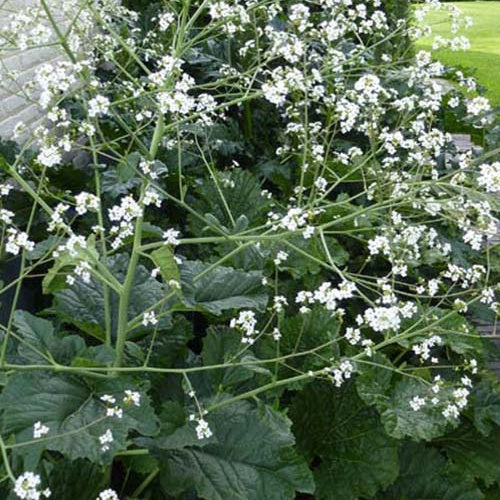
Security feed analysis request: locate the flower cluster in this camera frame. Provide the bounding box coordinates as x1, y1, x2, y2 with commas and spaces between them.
14, 473, 51, 500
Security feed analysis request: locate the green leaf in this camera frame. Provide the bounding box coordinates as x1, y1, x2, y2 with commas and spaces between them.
147, 400, 314, 500
51, 254, 171, 339
442, 424, 500, 487
151, 246, 181, 283
136, 400, 202, 452
180, 260, 268, 315
355, 353, 393, 408
42, 236, 99, 294
202, 326, 271, 389
258, 308, 340, 388
381, 442, 484, 500
188, 168, 267, 232
47, 458, 108, 500
290, 381, 399, 500
101, 152, 141, 197
0, 372, 158, 465
283, 235, 349, 279
380, 377, 456, 441
13, 310, 86, 364
26, 236, 60, 261
471, 379, 500, 436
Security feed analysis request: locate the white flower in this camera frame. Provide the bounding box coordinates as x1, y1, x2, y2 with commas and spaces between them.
330, 360, 354, 387
6, 228, 35, 255
303, 225, 315, 239
0, 209, 14, 224
100, 394, 116, 404
195, 418, 213, 439
345, 327, 361, 345
363, 306, 401, 332
412, 335, 442, 362
442, 404, 460, 420
37, 145, 61, 168
273, 250, 288, 265
99, 429, 114, 452
466, 96, 491, 116
477, 162, 500, 192
143, 188, 162, 207
230, 310, 258, 344
75, 191, 100, 215
158, 11, 175, 31
33, 421, 50, 439
409, 396, 426, 411
209, 1, 231, 20
14, 472, 51, 499
368, 235, 391, 256
278, 207, 308, 232
142, 311, 158, 327
88, 95, 111, 118
163, 228, 180, 245
314, 176, 328, 192
108, 195, 142, 223
123, 390, 141, 407
106, 407, 123, 419
96, 489, 120, 500
273, 295, 288, 312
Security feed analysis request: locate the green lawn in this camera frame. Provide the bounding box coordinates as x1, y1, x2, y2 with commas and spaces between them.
416, 1, 500, 106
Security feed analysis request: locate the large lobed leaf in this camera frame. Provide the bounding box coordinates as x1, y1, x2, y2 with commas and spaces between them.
143, 400, 314, 500
290, 381, 399, 500
381, 442, 484, 500
180, 260, 268, 315
0, 372, 158, 465
51, 253, 171, 339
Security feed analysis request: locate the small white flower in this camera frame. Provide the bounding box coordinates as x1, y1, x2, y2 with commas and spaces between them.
273, 295, 288, 313
99, 429, 114, 452
37, 145, 61, 168
442, 404, 460, 420
195, 418, 212, 440
272, 327, 281, 340
409, 396, 426, 411
6, 228, 35, 255
230, 310, 258, 344
163, 228, 181, 245
302, 225, 315, 239
345, 327, 361, 345
273, 250, 288, 265
158, 11, 175, 31
75, 191, 100, 215
106, 407, 123, 419
33, 421, 50, 439
14, 472, 51, 499
96, 489, 120, 500
100, 394, 116, 404
123, 390, 141, 407
142, 311, 158, 327
143, 188, 162, 207
88, 95, 111, 118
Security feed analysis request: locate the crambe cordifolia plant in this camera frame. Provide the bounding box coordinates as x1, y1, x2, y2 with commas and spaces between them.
0, 0, 497, 498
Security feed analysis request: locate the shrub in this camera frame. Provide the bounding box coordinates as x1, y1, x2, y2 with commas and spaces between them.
0, 0, 498, 499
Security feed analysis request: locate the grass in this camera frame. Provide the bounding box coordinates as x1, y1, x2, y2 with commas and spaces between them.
416, 1, 500, 106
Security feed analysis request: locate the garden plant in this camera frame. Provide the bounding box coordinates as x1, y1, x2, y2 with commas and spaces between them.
0, 0, 499, 499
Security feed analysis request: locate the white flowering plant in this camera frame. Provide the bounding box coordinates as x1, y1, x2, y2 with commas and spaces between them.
0, 0, 498, 498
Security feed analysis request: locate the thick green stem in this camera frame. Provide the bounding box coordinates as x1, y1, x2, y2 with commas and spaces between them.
113, 115, 165, 368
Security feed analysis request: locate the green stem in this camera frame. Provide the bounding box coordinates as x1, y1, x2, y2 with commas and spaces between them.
114, 115, 165, 368
40, 0, 77, 63
131, 468, 160, 497
0, 436, 15, 482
